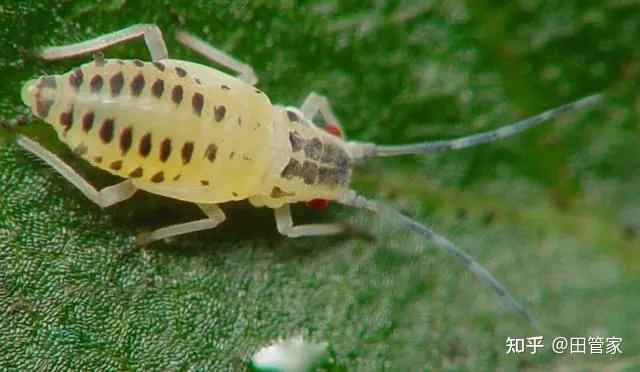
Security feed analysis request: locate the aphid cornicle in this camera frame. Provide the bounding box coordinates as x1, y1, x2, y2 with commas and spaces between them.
18, 24, 600, 330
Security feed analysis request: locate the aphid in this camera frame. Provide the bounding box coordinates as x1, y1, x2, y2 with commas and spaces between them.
18, 24, 600, 330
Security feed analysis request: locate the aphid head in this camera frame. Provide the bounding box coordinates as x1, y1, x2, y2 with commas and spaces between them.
250, 108, 354, 208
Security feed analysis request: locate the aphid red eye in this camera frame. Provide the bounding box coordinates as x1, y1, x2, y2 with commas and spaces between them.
322, 123, 343, 138
305, 198, 329, 209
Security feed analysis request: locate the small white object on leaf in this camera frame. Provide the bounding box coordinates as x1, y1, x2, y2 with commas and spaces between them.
249, 336, 333, 372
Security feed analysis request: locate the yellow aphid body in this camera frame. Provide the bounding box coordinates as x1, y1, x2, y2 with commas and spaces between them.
16, 24, 600, 329
21, 58, 352, 208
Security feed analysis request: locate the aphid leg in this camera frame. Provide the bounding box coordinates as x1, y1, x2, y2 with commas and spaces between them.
16, 135, 137, 207
338, 190, 541, 331
299, 92, 345, 138
39, 24, 168, 62
275, 204, 349, 237
175, 30, 258, 85
136, 204, 226, 245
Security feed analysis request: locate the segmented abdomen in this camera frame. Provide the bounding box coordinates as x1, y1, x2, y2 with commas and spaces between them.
23, 60, 215, 183
21, 58, 276, 201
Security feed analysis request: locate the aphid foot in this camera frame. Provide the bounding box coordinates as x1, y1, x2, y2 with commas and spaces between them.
135, 232, 152, 246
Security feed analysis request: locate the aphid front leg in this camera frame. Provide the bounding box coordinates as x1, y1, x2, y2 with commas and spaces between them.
39, 24, 168, 61
274, 204, 349, 237
175, 31, 258, 85
300, 92, 344, 137
136, 204, 226, 245
16, 135, 137, 207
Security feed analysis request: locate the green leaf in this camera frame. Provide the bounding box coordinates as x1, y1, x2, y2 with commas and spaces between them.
1, 1, 638, 370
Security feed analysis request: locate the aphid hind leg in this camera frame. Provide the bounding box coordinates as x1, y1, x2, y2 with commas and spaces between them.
136, 204, 226, 245
39, 24, 168, 61
175, 31, 258, 85
16, 135, 137, 207
275, 204, 349, 237
300, 92, 345, 137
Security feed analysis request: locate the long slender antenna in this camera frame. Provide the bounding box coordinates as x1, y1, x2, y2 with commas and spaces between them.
352, 94, 601, 159
338, 190, 541, 331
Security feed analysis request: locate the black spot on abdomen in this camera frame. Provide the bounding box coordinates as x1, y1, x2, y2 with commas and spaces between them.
150, 171, 164, 183
110, 72, 124, 96
129, 167, 143, 178
204, 143, 217, 162
159, 138, 172, 162
153, 62, 165, 72
151, 79, 164, 98
89, 75, 103, 93
172, 85, 183, 104
68, 69, 83, 91
119, 126, 133, 155
139, 133, 152, 157
130, 73, 145, 96
99, 118, 115, 143
82, 111, 95, 133
59, 105, 74, 132
214, 105, 226, 121
192, 93, 203, 116
110, 160, 122, 171
175, 67, 187, 77
181, 142, 194, 164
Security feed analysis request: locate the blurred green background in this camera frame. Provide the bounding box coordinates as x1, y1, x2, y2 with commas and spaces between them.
0, 0, 638, 370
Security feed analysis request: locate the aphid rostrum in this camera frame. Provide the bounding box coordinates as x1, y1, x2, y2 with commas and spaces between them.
18, 24, 601, 329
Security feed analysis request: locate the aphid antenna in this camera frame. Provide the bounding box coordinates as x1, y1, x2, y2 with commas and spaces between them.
340, 94, 603, 330
338, 189, 542, 332
347, 94, 602, 160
